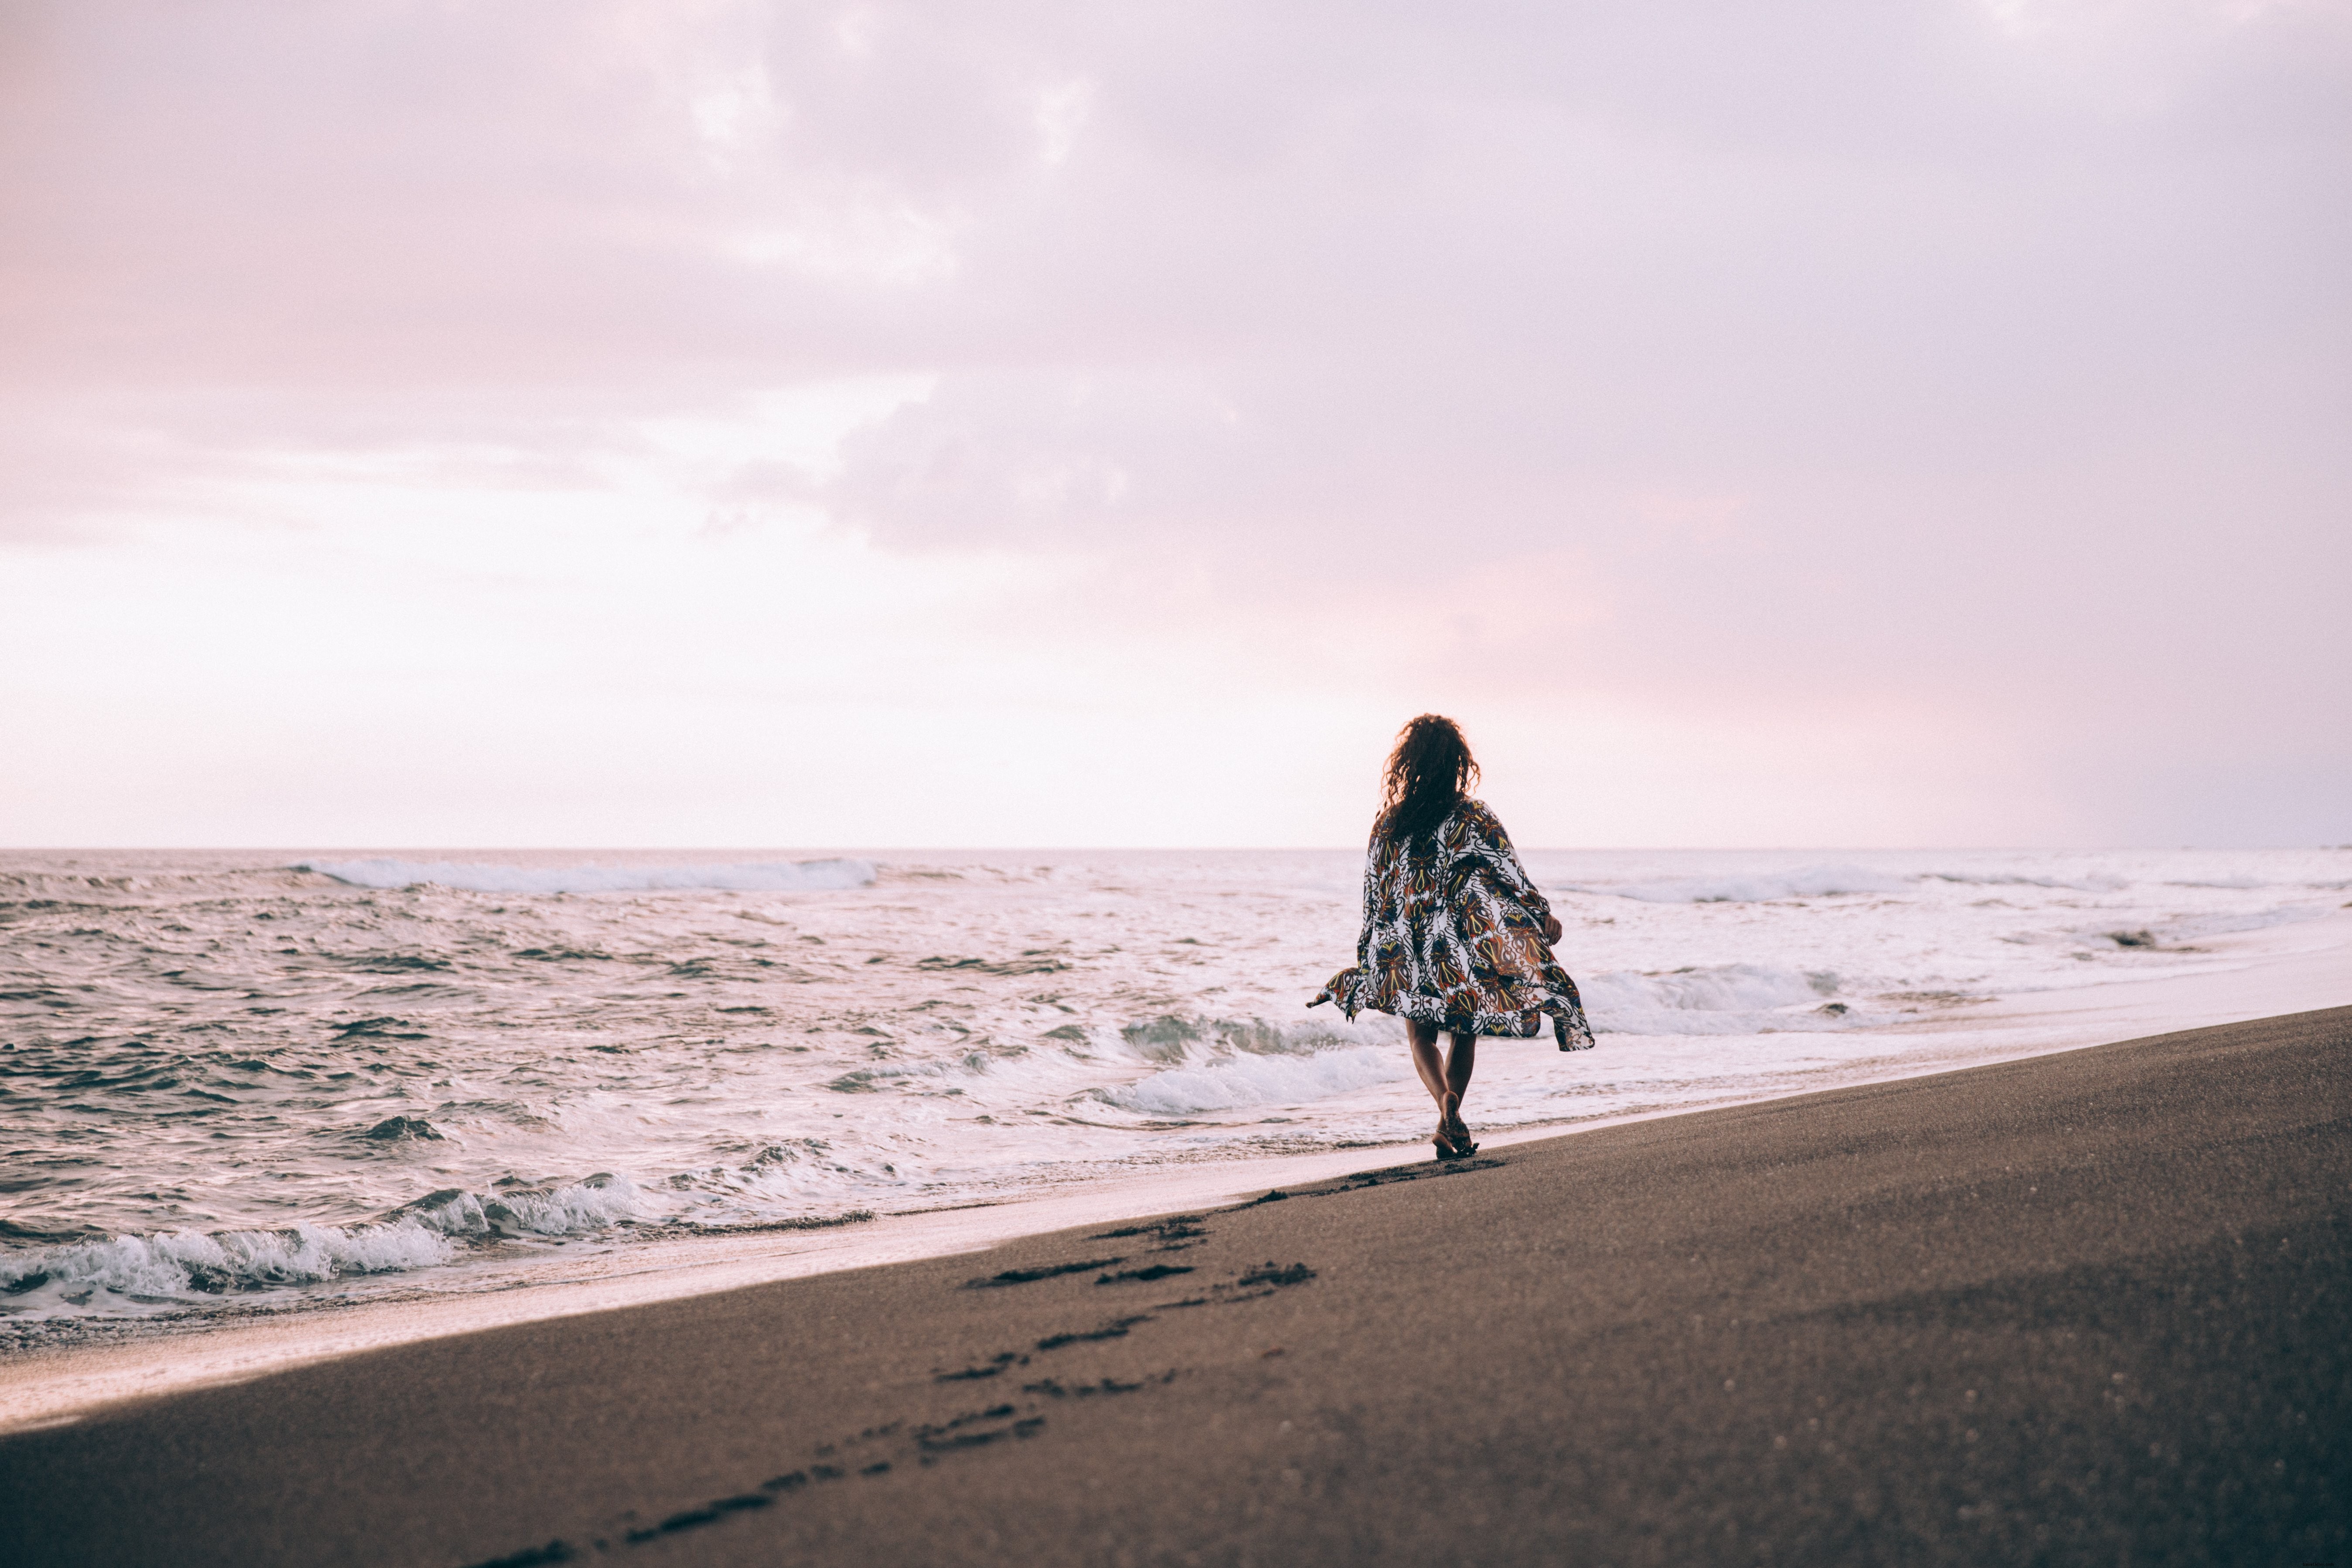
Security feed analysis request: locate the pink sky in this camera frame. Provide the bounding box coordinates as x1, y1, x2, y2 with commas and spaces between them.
2, 0, 2345, 847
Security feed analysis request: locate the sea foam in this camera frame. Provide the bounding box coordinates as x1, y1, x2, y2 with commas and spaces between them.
0, 1175, 657, 1316
1091, 1014, 1409, 1115
0, 1220, 456, 1309
297, 857, 879, 894
1579, 963, 1844, 1035
10, 844, 2340, 1329
1098, 1044, 1407, 1115
1570, 864, 1908, 904
394, 1174, 650, 1239
1922, 869, 2130, 892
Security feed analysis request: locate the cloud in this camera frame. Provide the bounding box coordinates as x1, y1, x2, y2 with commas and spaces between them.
1, 0, 2346, 843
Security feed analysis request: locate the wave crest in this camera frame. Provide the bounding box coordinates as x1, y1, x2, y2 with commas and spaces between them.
1097, 1045, 1407, 1115
1092, 1014, 1408, 1115
1571, 864, 1907, 904
0, 1175, 654, 1318
1923, 870, 2129, 892
391, 1173, 648, 1238
296, 857, 879, 895
0, 1220, 455, 1315
1581, 963, 1846, 1035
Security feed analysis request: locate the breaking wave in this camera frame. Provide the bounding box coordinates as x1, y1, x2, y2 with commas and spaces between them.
1101, 1045, 1406, 1115
1922, 870, 2130, 892
9, 843, 2335, 1330
0, 1220, 456, 1315
1091, 1014, 1409, 1115
297, 857, 879, 895
1569, 865, 1908, 904
1570, 864, 2170, 904
1092, 963, 1867, 1116
0, 1175, 654, 1318
2076, 904, 2326, 949
1580, 963, 1848, 1035
389, 1173, 650, 1238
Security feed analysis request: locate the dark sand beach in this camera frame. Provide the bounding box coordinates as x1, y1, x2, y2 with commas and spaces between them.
5, 1006, 2346, 1567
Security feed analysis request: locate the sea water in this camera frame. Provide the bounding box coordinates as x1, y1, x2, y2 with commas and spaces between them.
3, 846, 2345, 1331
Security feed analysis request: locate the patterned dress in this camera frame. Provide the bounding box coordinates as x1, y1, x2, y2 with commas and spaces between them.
1310, 798, 1596, 1049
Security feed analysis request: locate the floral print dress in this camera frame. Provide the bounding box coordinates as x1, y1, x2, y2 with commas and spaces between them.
1311, 798, 1595, 1048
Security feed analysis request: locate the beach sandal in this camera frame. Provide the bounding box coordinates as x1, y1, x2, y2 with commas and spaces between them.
1438, 1092, 1477, 1158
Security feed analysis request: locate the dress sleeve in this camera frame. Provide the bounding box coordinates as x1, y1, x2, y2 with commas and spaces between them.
1465, 803, 1552, 925
1355, 831, 1383, 965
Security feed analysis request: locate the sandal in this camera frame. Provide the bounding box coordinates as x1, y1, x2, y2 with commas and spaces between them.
1438, 1092, 1477, 1158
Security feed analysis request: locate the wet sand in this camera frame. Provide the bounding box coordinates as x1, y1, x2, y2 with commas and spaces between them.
4, 1005, 2346, 1567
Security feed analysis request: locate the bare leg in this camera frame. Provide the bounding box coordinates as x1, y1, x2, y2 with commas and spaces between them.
1445, 1032, 1477, 1107
1408, 1021, 1478, 1154
1406, 1019, 1450, 1108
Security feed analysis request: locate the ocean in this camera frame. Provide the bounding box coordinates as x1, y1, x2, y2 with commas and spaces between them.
3, 845, 2345, 1334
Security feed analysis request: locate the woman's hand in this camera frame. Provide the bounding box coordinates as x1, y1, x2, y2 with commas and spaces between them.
1543, 913, 1562, 944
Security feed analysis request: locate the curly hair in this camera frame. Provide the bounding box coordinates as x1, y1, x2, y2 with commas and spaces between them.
1375, 714, 1479, 845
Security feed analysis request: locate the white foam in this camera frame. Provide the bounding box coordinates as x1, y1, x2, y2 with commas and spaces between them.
0, 1220, 457, 1313
11, 845, 2348, 1336
1569, 864, 1908, 903
2105, 904, 2327, 946
297, 857, 878, 895
0, 1177, 665, 1319
1923, 870, 2130, 892
1086, 1011, 1413, 1114
1097, 1043, 1407, 1114
400, 1175, 650, 1239
1580, 963, 1845, 1035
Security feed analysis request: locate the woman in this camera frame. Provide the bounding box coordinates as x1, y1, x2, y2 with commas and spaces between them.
1311, 714, 1594, 1160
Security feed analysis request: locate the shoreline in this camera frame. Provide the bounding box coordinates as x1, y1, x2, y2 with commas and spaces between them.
3, 1003, 2343, 1565
4, 912, 2345, 1437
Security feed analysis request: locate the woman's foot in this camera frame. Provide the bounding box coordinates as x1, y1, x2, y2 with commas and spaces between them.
1439, 1091, 1476, 1157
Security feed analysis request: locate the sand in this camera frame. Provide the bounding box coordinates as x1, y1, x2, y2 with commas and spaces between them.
3, 1005, 2346, 1567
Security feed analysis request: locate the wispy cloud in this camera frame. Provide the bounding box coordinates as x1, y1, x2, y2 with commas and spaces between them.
2, 0, 2345, 844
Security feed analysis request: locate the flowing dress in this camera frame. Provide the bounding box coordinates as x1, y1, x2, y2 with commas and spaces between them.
1310, 798, 1596, 1049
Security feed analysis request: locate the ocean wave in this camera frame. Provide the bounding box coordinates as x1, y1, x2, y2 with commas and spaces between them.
1088, 1013, 1408, 1114
1923, 871, 2130, 892
296, 857, 879, 895
1111, 1014, 1359, 1063
392, 1173, 650, 1238
1062, 968, 1862, 1113
1580, 963, 1847, 1035
2079, 904, 2326, 948
1566, 864, 1908, 904
10, 844, 2334, 1330
0, 1175, 656, 1318
0, 1219, 457, 1315
1096, 1044, 1406, 1115
1574, 864, 2151, 902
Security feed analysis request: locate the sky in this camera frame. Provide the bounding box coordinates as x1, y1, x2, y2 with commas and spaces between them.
1, 0, 2345, 848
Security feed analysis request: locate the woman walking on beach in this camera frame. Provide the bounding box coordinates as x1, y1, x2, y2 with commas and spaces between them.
1312, 715, 1594, 1159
